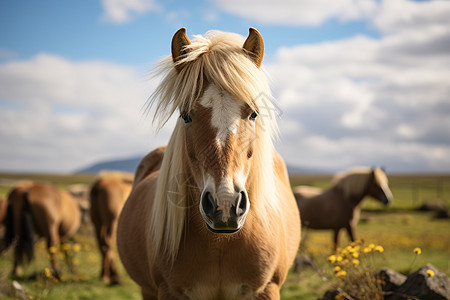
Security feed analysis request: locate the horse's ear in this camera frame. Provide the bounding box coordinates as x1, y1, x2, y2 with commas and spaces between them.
243, 28, 264, 68
171, 28, 191, 72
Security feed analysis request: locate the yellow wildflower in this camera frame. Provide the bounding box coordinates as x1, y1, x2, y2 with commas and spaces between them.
341, 249, 349, 257
352, 252, 359, 258
363, 247, 372, 253
73, 243, 81, 252
336, 255, 343, 262
369, 243, 375, 249
333, 266, 341, 273
48, 246, 57, 254
375, 245, 384, 253
328, 255, 337, 264
44, 268, 52, 278
336, 270, 347, 277
61, 243, 71, 251
427, 269, 435, 277
414, 248, 421, 255
352, 259, 360, 266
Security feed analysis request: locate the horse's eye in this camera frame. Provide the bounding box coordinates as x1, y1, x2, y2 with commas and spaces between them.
249, 111, 258, 121
181, 112, 192, 123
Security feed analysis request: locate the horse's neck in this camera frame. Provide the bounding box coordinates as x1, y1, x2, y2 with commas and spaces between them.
334, 184, 367, 207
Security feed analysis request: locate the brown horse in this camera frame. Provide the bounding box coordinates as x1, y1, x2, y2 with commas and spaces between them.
2, 181, 81, 277
294, 167, 393, 249
117, 28, 301, 299
89, 171, 133, 284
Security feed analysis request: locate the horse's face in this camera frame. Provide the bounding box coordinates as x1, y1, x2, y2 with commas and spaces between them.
182, 84, 257, 233
368, 168, 394, 205
171, 27, 265, 234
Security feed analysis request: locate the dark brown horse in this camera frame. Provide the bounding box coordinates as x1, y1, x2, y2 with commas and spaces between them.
294, 167, 393, 250
117, 28, 301, 299
0, 198, 7, 241
89, 171, 133, 284
2, 181, 81, 277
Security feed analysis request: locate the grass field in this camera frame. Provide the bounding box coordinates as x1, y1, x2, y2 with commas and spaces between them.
0, 172, 449, 299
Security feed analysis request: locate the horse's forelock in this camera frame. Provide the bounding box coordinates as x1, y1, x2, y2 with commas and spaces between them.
147, 31, 275, 133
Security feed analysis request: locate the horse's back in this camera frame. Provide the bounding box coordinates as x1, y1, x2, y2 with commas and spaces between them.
293, 185, 322, 199
132, 145, 166, 190
26, 183, 80, 237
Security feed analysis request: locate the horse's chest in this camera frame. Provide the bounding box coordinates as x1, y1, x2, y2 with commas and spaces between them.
183, 283, 254, 300
167, 238, 275, 299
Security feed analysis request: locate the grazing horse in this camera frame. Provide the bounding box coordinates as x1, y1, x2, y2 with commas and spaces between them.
294, 167, 393, 249
89, 171, 133, 285
0, 198, 7, 238
117, 28, 301, 299
2, 181, 80, 277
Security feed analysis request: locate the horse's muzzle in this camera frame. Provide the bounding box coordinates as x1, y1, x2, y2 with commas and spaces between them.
200, 191, 249, 233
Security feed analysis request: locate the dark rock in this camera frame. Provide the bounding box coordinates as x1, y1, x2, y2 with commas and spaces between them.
378, 268, 407, 292
390, 264, 450, 300
318, 288, 343, 300
320, 264, 450, 300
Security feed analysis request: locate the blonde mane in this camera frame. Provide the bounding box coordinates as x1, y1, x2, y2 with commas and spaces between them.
148, 30, 280, 264
330, 167, 388, 199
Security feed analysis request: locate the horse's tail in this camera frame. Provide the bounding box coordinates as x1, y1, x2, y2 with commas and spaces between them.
20, 192, 35, 263
0, 203, 14, 253
0, 190, 35, 263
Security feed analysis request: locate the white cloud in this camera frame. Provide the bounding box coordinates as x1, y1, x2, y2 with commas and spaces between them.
268, 0, 450, 172
0, 54, 170, 172
372, 0, 450, 34
213, 0, 378, 26
100, 0, 161, 24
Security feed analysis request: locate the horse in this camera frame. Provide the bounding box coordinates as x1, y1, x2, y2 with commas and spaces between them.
0, 198, 7, 241
89, 171, 134, 285
132, 145, 166, 191
1, 181, 81, 278
117, 28, 301, 299
293, 167, 393, 250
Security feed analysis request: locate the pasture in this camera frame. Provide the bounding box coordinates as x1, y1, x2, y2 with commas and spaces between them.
0, 172, 449, 299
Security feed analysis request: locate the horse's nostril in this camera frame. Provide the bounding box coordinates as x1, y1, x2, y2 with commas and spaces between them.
237, 191, 247, 217
201, 192, 215, 216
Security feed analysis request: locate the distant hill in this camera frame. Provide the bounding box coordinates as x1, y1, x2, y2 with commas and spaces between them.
76, 155, 327, 175
75, 156, 142, 174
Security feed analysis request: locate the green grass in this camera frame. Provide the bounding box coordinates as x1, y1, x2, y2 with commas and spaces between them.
1, 173, 450, 299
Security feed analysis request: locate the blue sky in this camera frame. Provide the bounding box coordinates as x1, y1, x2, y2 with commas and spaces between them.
0, 0, 380, 65
1, 0, 449, 173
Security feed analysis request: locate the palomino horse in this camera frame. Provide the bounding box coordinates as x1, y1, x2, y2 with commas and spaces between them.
294, 167, 393, 249
2, 181, 80, 277
89, 171, 133, 284
117, 28, 301, 299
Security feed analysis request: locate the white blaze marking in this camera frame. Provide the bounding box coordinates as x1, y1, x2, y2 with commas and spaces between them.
199, 85, 243, 147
